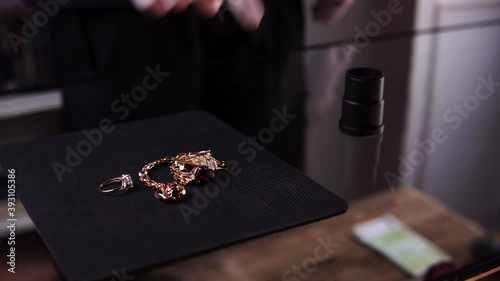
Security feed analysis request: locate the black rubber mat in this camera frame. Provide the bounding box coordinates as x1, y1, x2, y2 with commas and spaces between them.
0, 111, 347, 281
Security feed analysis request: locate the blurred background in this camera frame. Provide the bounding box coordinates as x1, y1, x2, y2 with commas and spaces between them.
2, 0, 499, 229
0, 0, 499, 280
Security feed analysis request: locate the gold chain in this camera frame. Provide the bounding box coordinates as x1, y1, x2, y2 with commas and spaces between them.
138, 156, 174, 190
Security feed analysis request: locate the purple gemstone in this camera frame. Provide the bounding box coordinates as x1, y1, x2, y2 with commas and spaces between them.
195, 167, 215, 183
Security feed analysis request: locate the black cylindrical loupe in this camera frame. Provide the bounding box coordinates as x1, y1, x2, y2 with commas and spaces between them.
339, 67, 385, 137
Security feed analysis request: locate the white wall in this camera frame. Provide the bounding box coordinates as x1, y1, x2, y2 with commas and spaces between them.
405, 0, 500, 230
303, 0, 416, 199
304, 0, 500, 229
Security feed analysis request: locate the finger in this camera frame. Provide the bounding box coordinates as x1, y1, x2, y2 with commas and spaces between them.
158, 0, 179, 13
144, 0, 167, 17
226, 0, 264, 31
194, 0, 224, 17
172, 0, 192, 12
131, 0, 156, 12
145, 0, 177, 17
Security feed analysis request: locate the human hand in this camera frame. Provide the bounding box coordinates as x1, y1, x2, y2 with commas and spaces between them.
130, 0, 224, 18
224, 0, 264, 31
130, 0, 264, 30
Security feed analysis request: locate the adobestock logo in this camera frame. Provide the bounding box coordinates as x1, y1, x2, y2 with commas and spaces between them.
282, 234, 340, 281
341, 0, 408, 62
237, 107, 297, 161
110, 267, 135, 281
7, 0, 70, 54
51, 64, 169, 182
385, 73, 499, 187
178, 160, 242, 224
178, 106, 297, 224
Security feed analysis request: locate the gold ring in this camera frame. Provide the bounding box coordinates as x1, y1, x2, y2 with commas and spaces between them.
139, 150, 226, 201
99, 174, 134, 194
